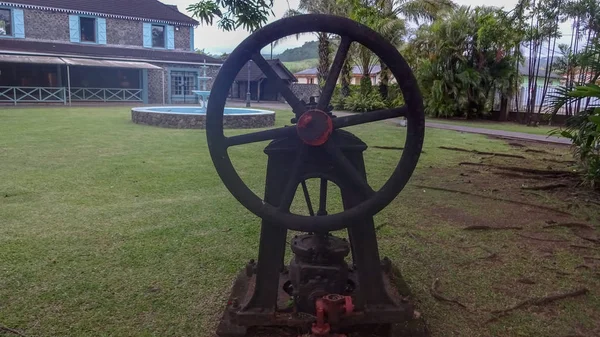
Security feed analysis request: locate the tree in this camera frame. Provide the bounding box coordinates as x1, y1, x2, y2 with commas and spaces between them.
187, 0, 274, 32
342, 0, 454, 101
391, 0, 457, 23
408, 6, 522, 118
517, 0, 564, 125
283, 0, 344, 88
553, 0, 600, 116
549, 41, 600, 188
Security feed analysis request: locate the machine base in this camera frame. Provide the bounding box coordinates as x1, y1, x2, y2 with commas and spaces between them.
215, 258, 429, 337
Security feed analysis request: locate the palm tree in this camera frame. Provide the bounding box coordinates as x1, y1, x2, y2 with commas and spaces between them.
390, 0, 457, 23
283, 0, 346, 88
357, 0, 456, 99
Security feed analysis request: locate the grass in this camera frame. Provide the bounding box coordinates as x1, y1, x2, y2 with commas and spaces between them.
427, 117, 559, 136
1, 106, 598, 337
282, 58, 318, 74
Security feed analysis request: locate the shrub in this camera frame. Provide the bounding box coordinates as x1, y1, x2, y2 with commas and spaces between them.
385, 84, 405, 108
344, 91, 387, 112
331, 94, 346, 110
551, 83, 600, 189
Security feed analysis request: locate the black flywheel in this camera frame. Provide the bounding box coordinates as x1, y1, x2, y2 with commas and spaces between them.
206, 14, 424, 232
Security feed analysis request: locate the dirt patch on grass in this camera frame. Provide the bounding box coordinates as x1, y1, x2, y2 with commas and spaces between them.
399, 138, 600, 337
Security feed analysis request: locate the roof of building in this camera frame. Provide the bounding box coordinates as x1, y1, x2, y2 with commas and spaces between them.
0, 39, 222, 64
235, 59, 297, 82
295, 65, 382, 76
0, 0, 198, 26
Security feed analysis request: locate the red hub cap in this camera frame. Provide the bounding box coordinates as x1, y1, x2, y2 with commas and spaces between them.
296, 109, 333, 146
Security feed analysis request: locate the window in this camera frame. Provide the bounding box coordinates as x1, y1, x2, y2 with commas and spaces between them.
171, 71, 197, 96
80, 17, 96, 42
0, 8, 12, 36
152, 24, 165, 48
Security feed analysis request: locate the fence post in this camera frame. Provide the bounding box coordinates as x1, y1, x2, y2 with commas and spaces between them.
13, 87, 16, 106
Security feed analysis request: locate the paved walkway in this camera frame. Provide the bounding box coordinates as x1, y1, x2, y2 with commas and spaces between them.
421, 122, 570, 145
226, 100, 571, 145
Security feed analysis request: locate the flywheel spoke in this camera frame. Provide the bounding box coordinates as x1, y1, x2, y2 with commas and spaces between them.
301, 180, 315, 216
324, 142, 374, 198
278, 145, 307, 211
333, 106, 408, 129
251, 53, 306, 117
317, 37, 353, 111
225, 126, 296, 147
317, 178, 328, 216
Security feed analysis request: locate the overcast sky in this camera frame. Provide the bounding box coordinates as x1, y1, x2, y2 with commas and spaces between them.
164, 0, 573, 55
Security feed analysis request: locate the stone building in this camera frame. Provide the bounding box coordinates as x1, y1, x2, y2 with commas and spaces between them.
0, 0, 222, 105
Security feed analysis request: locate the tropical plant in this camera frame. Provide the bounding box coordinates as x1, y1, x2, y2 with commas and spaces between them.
551, 84, 600, 188
408, 6, 522, 118
377, 0, 455, 99
547, 40, 600, 115
187, 0, 274, 32
344, 90, 388, 112
548, 0, 600, 117
333, 0, 453, 109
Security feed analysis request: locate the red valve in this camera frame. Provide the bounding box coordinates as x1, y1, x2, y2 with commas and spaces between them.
296, 109, 333, 146
311, 294, 354, 337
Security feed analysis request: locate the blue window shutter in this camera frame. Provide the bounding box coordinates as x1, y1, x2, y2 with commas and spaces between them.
143, 23, 151, 48
12, 9, 25, 38
166, 25, 174, 49
97, 18, 106, 44
190, 27, 195, 51
69, 15, 80, 42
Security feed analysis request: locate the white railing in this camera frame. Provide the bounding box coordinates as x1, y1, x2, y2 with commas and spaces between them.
69, 88, 142, 102
0, 87, 66, 104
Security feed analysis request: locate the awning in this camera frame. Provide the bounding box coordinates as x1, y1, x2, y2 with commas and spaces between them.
0, 54, 64, 65
60, 57, 162, 70
0, 53, 162, 70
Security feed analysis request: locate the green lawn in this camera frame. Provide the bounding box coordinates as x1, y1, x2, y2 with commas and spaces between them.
427, 118, 559, 136
1, 107, 598, 337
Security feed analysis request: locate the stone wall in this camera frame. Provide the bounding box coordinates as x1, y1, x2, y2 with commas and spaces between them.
24, 9, 69, 41
174, 27, 191, 51
290, 83, 320, 103
107, 20, 143, 47
147, 68, 168, 104
21, 8, 191, 50
146, 63, 221, 104
132, 109, 275, 129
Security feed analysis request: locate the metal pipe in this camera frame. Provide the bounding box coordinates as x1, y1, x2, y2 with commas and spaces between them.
162, 69, 165, 105
246, 61, 251, 107
66, 65, 71, 106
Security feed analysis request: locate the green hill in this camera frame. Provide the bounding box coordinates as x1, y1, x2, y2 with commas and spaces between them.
283, 58, 318, 74
278, 41, 318, 62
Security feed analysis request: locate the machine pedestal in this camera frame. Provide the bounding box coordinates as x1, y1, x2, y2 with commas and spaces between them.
216, 258, 429, 337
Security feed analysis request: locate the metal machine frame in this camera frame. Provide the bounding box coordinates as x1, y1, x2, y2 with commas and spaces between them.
205, 14, 426, 337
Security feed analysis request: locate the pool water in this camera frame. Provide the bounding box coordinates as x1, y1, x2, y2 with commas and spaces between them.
133, 106, 274, 115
